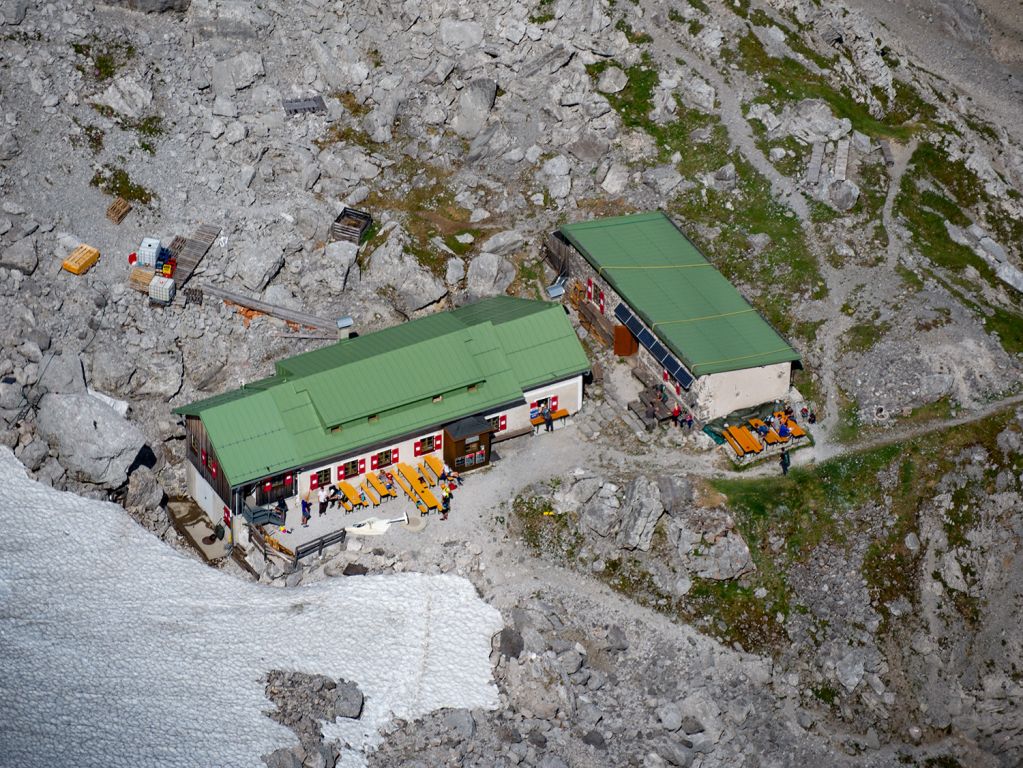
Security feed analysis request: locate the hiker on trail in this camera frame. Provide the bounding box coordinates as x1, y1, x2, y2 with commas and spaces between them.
780, 448, 791, 476
685, 411, 694, 431
542, 403, 554, 432
808, 411, 817, 425
672, 402, 681, 427
317, 486, 328, 516
441, 494, 450, 521
301, 498, 312, 527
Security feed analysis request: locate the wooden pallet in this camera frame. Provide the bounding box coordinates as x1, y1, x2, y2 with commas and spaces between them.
62, 245, 100, 275
330, 208, 372, 244
173, 223, 221, 290
105, 197, 132, 225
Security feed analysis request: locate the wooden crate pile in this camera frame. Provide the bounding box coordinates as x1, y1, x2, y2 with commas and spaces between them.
129, 266, 156, 293
330, 207, 372, 244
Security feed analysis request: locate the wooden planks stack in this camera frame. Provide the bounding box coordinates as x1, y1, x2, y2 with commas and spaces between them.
106, 197, 132, 225
62, 245, 100, 275
173, 223, 221, 291
129, 266, 156, 293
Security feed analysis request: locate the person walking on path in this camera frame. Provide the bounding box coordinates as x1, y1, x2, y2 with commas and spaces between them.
685, 411, 694, 431
441, 494, 450, 521
780, 448, 791, 476
301, 497, 312, 527
671, 402, 681, 428
317, 486, 328, 517
541, 403, 554, 432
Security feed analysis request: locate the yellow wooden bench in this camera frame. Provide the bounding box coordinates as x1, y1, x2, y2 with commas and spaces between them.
749, 418, 786, 445
531, 408, 570, 432
726, 425, 762, 454
417, 461, 436, 487
424, 454, 445, 481
367, 472, 395, 500
722, 430, 745, 456
338, 481, 365, 508
360, 481, 380, 506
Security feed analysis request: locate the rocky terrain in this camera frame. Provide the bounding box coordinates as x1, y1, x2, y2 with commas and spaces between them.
1, 0, 1021, 766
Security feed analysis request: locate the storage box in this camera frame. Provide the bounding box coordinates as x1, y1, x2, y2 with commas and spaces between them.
128, 266, 156, 293
62, 245, 101, 275
137, 237, 161, 268
149, 275, 176, 303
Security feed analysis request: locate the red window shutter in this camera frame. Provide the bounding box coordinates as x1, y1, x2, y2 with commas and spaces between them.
530, 401, 537, 410
310, 472, 319, 490
263, 480, 272, 492
371, 454, 378, 470
499, 415, 506, 431
210, 460, 217, 478
586, 278, 593, 300
358, 459, 365, 475
223, 506, 231, 526
551, 396, 558, 411
337, 465, 345, 480
285, 473, 293, 486
414, 440, 421, 457
663, 369, 669, 381
392, 447, 399, 461
598, 291, 605, 314
435, 434, 442, 450
200, 449, 207, 466
675, 382, 682, 395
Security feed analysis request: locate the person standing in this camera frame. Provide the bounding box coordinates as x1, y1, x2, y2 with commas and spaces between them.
671, 402, 681, 428
685, 411, 694, 431
542, 403, 554, 432
780, 448, 791, 476
301, 497, 312, 527
317, 486, 328, 517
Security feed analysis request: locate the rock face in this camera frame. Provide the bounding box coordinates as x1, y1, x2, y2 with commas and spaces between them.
617, 476, 665, 551
363, 227, 447, 314
35, 393, 148, 488
465, 251, 515, 299
93, 75, 153, 118
97, 0, 189, 10
452, 79, 498, 139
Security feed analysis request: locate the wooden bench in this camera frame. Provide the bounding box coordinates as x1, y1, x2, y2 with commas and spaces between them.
773, 412, 807, 439
726, 425, 762, 454
391, 471, 428, 515
329, 486, 353, 512
417, 461, 436, 487
398, 464, 440, 511
722, 430, 746, 456
360, 481, 380, 506
531, 408, 570, 433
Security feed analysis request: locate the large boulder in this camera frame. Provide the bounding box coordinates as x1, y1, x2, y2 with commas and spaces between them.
362, 90, 406, 144
479, 230, 523, 257
597, 66, 628, 94
323, 240, 360, 291
363, 228, 447, 314
465, 252, 515, 299
830, 179, 860, 212
36, 393, 148, 488
0, 236, 37, 275
0, 130, 19, 161
452, 79, 498, 139
781, 98, 851, 143
231, 240, 285, 292
439, 19, 483, 51
617, 476, 665, 551
211, 52, 264, 96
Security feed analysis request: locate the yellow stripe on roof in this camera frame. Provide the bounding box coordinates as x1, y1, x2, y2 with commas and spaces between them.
652, 308, 758, 328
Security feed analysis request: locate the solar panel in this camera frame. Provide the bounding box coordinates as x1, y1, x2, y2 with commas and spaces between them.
649, 342, 668, 362
637, 329, 656, 348
613, 303, 632, 324
625, 316, 645, 336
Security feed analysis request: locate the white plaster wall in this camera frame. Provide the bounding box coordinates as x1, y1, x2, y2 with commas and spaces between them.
492, 376, 583, 435
690, 362, 792, 420
186, 462, 226, 521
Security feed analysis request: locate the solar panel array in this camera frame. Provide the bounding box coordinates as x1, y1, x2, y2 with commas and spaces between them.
614, 303, 695, 389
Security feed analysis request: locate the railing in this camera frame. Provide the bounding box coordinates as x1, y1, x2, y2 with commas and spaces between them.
241, 502, 284, 527
293, 529, 348, 563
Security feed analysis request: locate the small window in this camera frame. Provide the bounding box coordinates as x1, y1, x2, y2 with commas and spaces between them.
455, 456, 466, 468
189, 433, 199, 455
487, 416, 501, 431
315, 468, 331, 487
417, 437, 436, 454
376, 449, 394, 469
432, 394, 443, 403
340, 459, 360, 478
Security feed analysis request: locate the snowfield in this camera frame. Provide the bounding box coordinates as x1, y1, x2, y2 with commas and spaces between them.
0, 448, 502, 767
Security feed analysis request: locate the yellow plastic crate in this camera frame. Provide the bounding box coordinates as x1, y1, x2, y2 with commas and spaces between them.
62, 245, 101, 275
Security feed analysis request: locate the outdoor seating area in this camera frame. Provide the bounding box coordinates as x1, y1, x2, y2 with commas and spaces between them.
721, 410, 808, 458
530, 408, 570, 434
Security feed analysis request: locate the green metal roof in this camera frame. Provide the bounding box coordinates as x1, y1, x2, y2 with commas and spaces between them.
175, 297, 589, 487
560, 211, 800, 376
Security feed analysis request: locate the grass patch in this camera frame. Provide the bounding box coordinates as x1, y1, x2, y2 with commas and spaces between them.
843, 316, 891, 354
332, 90, 371, 118
615, 19, 652, 44
528, 0, 555, 24
733, 32, 928, 140
71, 39, 135, 81
363, 159, 472, 278
855, 160, 889, 220
71, 120, 104, 154
686, 0, 709, 12
585, 56, 659, 133
89, 165, 153, 205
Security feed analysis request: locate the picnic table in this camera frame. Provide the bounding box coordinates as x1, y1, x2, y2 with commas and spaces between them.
424, 455, 445, 481
368, 472, 395, 500
338, 481, 366, 508
398, 463, 440, 510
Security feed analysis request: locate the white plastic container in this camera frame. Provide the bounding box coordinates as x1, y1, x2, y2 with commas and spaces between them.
137, 237, 161, 268
149, 276, 176, 303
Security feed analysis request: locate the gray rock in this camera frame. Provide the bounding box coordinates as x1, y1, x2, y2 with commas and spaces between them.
657, 740, 694, 766
263, 747, 304, 768
36, 393, 148, 489
93, 75, 153, 119
480, 230, 524, 256
0, 130, 19, 160
597, 66, 628, 94
682, 75, 716, 112
601, 163, 630, 194
0, 236, 37, 275
364, 228, 448, 313
452, 79, 498, 139
97, 0, 189, 10
0, 0, 29, 24
212, 95, 239, 118
362, 90, 405, 144
979, 236, 1007, 262
499, 627, 524, 658
439, 19, 483, 51
617, 476, 664, 551
443, 709, 476, 741
582, 729, 607, 749
581, 494, 618, 537
16, 438, 48, 472
781, 98, 852, 143
124, 465, 165, 511
657, 702, 684, 732
606, 625, 628, 651
324, 240, 359, 291
211, 52, 264, 96
445, 257, 465, 285
836, 650, 865, 691
829, 179, 860, 212
904, 531, 921, 553
465, 252, 515, 298
131, 353, 183, 400
691, 533, 754, 580
234, 243, 285, 292
334, 680, 364, 719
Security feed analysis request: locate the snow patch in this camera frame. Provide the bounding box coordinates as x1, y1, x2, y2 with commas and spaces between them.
0, 448, 501, 767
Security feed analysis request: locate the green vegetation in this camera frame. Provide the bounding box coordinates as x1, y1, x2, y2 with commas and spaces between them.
89, 105, 165, 153
856, 160, 889, 221
894, 142, 1023, 355
511, 495, 582, 562
71, 120, 104, 154
812, 684, 839, 706
71, 39, 135, 81
528, 0, 555, 24
843, 318, 891, 353
363, 159, 474, 277
89, 165, 153, 205
615, 19, 652, 44
732, 32, 930, 140
686, 0, 709, 12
